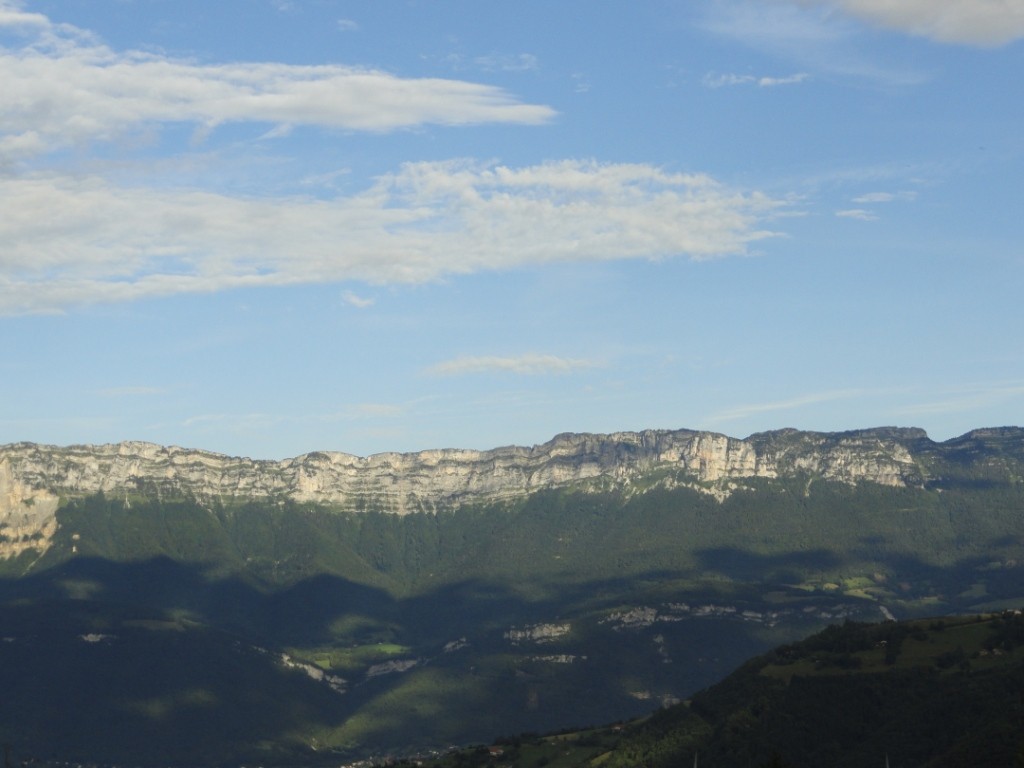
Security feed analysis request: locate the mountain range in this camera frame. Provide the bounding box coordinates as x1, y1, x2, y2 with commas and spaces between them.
3, 426, 1018, 536
0, 426, 1022, 765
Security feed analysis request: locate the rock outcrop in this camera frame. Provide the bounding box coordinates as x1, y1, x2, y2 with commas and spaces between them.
0, 428, 927, 511
0, 457, 60, 559
0, 426, 1019, 558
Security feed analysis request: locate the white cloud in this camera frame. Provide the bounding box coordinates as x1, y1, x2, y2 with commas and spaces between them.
802, 0, 1024, 46
0, 4, 554, 160
835, 208, 878, 220
341, 291, 375, 308
337, 19, 359, 32
427, 354, 601, 377
852, 191, 895, 203
851, 190, 918, 203
757, 73, 810, 86
0, 160, 783, 314
474, 53, 539, 72
703, 71, 809, 88
0, 2, 48, 28
0, 4, 785, 317
703, 73, 757, 88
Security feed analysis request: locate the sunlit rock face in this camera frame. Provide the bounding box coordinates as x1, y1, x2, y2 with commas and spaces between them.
0, 425, 1001, 557
4, 423, 1015, 561
0, 456, 60, 559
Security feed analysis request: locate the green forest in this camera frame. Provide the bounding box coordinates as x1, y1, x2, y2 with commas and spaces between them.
421, 611, 1024, 768
0, 445, 1022, 764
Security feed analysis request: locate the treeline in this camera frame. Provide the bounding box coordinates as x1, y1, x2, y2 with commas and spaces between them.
604, 614, 1024, 768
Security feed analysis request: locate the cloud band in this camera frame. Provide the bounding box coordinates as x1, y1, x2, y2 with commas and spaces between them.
0, 161, 782, 314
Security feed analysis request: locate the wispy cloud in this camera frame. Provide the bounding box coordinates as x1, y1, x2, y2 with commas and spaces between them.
802, 0, 1024, 47
703, 1, 927, 85
714, 0, 1024, 49
427, 354, 601, 377
0, 3, 554, 161
703, 72, 809, 88
759, 73, 811, 86
835, 208, 878, 220
704, 1, 847, 46
710, 389, 872, 422
474, 53, 539, 72
0, 160, 784, 314
300, 168, 352, 190
336, 18, 359, 32
341, 291, 375, 308
851, 191, 895, 203
571, 72, 591, 93
0, 7, 788, 315
895, 383, 1024, 417
851, 190, 917, 203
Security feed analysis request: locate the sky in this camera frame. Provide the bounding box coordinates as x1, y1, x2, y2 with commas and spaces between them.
1, 0, 1022, 460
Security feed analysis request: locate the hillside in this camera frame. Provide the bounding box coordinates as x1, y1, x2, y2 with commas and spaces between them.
0, 427, 1021, 764
420, 611, 1024, 768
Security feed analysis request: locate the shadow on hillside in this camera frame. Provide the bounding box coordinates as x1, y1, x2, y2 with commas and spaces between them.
7, 531, 1023, 645
846, 542, 1024, 607
693, 547, 842, 582
0, 580, 355, 766
0, 555, 411, 649
0, 551, 844, 762
2, 527, 1024, 764
692, 537, 1024, 613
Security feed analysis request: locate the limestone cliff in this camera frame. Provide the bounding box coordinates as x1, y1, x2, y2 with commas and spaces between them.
0, 426, 1018, 558
0, 457, 60, 559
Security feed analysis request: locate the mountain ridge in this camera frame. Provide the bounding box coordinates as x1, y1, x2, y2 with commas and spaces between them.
1, 426, 1022, 562
0, 426, 1022, 764
3, 425, 1021, 503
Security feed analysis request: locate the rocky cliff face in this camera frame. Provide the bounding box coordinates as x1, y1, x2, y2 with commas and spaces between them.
0, 426, 1019, 559
0, 457, 60, 559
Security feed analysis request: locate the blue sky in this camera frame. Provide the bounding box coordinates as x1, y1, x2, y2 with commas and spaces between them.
2, 0, 1022, 459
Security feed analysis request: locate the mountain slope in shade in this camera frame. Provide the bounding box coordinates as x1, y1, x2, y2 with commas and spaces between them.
0, 427, 1019, 763
609, 610, 1024, 767
423, 611, 1024, 768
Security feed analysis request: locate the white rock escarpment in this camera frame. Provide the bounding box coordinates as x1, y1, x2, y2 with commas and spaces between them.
0, 428, 925, 515
0, 457, 60, 559
0, 426, 937, 558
